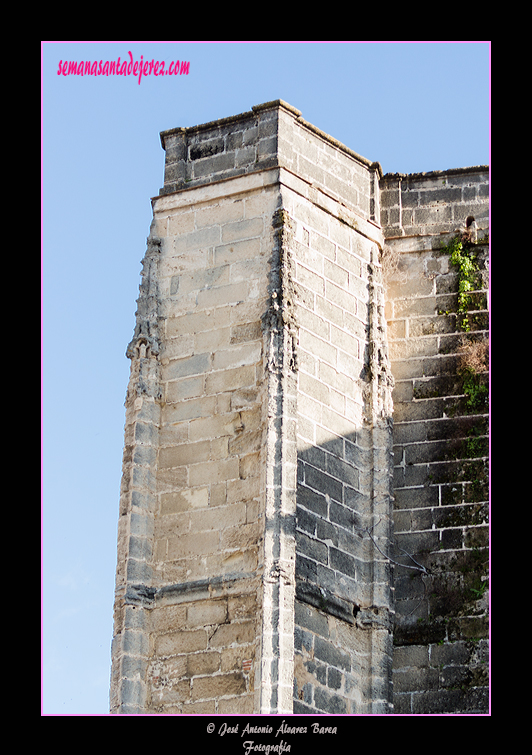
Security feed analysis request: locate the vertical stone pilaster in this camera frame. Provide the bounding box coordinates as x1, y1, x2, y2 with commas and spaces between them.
260, 208, 298, 714
110, 237, 162, 714
364, 244, 395, 713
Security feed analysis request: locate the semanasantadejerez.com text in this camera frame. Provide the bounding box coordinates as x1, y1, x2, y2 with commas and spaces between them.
57, 51, 190, 84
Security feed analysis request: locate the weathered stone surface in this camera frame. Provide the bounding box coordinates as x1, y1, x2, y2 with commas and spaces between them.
111, 101, 489, 716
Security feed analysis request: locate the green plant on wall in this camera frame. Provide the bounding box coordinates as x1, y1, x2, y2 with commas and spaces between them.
457, 339, 489, 414
439, 234, 488, 414
470, 580, 488, 599
461, 367, 488, 413
442, 236, 482, 332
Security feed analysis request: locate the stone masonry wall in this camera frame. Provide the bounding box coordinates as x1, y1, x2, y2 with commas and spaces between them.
381, 167, 489, 714
112, 102, 489, 716
146, 175, 279, 714
111, 146, 284, 712
274, 114, 394, 714
111, 101, 397, 715
159, 102, 284, 196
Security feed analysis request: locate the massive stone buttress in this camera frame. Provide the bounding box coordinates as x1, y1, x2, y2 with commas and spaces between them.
110, 101, 404, 715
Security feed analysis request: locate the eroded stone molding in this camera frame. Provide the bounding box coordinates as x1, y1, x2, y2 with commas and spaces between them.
260, 206, 298, 714
111, 235, 162, 714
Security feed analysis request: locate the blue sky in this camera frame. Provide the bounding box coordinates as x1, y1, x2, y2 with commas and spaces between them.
41, 41, 490, 715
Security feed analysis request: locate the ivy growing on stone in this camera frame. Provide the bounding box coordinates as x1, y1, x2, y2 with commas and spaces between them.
442, 235, 483, 332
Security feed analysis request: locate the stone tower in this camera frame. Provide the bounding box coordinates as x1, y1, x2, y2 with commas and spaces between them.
110, 101, 489, 715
